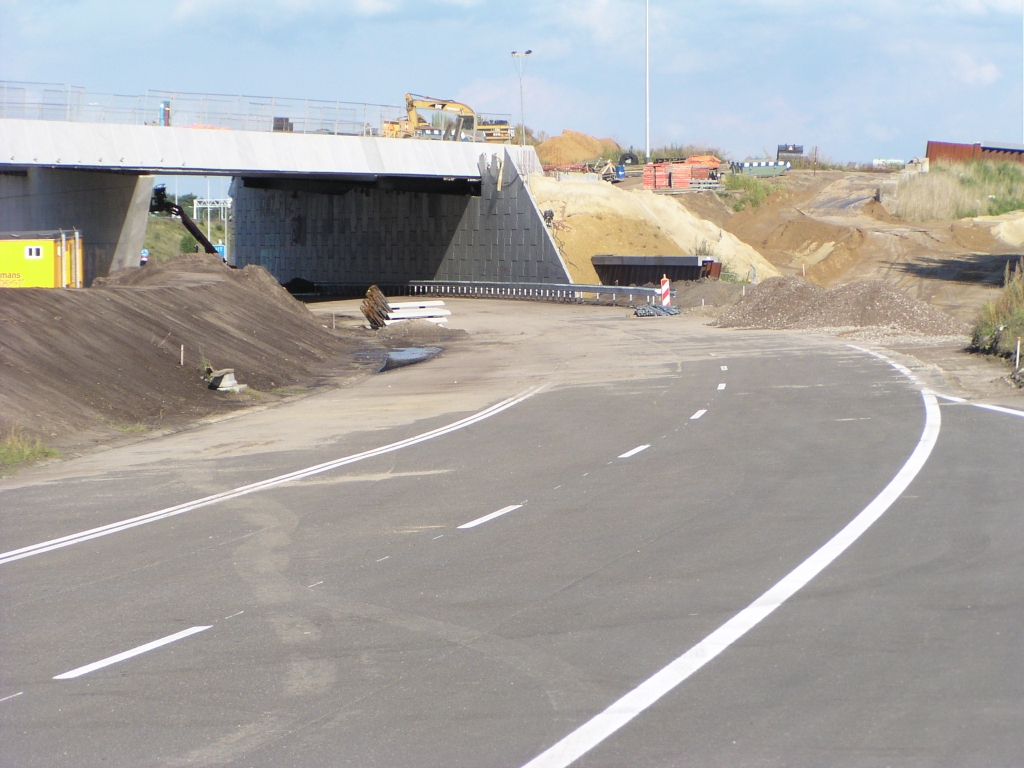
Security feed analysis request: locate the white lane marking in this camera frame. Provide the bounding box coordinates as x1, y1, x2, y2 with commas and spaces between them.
0, 692, 23, 703
376, 556, 389, 562
618, 445, 650, 459
521, 390, 941, 768
717, 383, 726, 391
690, 410, 707, 420
433, 535, 444, 540
720, 366, 728, 371
54, 626, 211, 680
458, 505, 523, 530
973, 403, 1024, 419
0, 387, 543, 567
857, 351, 1024, 421
308, 581, 323, 588
224, 611, 244, 619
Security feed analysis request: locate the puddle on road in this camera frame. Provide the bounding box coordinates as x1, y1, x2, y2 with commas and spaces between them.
355, 347, 443, 374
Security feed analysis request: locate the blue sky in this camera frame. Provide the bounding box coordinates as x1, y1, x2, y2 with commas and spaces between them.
1, 0, 1022, 166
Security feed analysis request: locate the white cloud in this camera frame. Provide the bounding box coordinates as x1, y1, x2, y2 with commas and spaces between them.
953, 52, 1002, 84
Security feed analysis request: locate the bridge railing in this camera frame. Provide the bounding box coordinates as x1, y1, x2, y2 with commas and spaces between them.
0, 81, 407, 137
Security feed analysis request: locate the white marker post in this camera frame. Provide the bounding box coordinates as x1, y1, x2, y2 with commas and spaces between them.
1016, 336, 1021, 370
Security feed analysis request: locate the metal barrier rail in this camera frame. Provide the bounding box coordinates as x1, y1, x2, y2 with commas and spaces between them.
308, 281, 661, 305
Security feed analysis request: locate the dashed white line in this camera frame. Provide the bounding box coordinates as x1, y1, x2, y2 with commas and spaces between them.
54, 626, 211, 680
308, 581, 323, 588
720, 365, 728, 371
690, 409, 707, 420
717, 383, 726, 391
618, 444, 650, 459
0, 387, 543, 567
458, 505, 523, 529
376, 556, 389, 562
0, 692, 23, 704
224, 611, 244, 619
433, 534, 444, 540
521, 390, 942, 768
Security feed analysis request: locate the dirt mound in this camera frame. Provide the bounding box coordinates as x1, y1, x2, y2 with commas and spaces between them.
715, 276, 823, 329
673, 192, 734, 228
0, 258, 370, 453
536, 130, 621, 166
716, 276, 969, 336
794, 281, 969, 335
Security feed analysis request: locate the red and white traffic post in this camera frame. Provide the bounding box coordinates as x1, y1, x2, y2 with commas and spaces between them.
660, 274, 671, 307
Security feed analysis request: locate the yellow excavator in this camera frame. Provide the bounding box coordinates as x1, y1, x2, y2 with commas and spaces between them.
382, 94, 513, 144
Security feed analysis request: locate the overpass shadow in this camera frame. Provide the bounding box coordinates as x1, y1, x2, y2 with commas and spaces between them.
892, 253, 1018, 286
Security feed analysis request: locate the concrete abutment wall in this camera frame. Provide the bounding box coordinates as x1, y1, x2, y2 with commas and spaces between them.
230, 151, 570, 287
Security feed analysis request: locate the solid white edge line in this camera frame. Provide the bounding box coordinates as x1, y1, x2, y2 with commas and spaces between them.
1, 387, 543, 566
618, 445, 651, 459
458, 505, 523, 529
690, 410, 707, 420
972, 403, 1024, 418
54, 626, 211, 680
520, 390, 941, 768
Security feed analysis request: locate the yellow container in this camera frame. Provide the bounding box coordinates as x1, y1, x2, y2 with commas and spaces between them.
0, 231, 82, 288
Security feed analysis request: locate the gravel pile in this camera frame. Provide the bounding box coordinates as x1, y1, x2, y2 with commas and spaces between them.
715, 276, 822, 329
716, 276, 970, 336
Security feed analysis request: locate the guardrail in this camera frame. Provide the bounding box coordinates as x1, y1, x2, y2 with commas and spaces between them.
307, 281, 662, 305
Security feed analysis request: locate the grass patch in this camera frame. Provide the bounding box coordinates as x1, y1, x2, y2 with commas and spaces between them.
0, 428, 59, 472
111, 423, 149, 434
144, 216, 228, 263
972, 258, 1024, 362
895, 162, 1024, 221
724, 174, 770, 211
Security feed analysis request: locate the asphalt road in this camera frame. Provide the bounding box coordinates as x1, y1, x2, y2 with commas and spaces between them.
1, 312, 1022, 767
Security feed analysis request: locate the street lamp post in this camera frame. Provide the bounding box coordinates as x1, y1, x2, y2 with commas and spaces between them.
511, 49, 532, 147
646, 0, 650, 162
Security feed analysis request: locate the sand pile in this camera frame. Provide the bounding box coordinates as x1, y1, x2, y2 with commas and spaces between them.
716, 276, 969, 336
530, 174, 781, 285
536, 130, 621, 166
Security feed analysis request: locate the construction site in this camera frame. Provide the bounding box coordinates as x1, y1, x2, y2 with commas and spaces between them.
4, 55, 1024, 768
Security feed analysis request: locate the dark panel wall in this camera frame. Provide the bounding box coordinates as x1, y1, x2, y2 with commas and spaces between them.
230, 150, 570, 287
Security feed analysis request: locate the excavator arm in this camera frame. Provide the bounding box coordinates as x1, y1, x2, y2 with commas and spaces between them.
149, 185, 219, 256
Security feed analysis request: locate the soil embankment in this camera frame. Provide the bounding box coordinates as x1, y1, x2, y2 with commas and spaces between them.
530, 174, 779, 284
0, 256, 459, 457
717, 171, 1020, 324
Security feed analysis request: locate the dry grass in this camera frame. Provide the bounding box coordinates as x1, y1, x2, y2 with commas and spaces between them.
0, 427, 58, 473
973, 257, 1024, 362
895, 162, 1024, 221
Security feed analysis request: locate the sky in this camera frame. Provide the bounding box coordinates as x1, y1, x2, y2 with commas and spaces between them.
2, 0, 1023, 174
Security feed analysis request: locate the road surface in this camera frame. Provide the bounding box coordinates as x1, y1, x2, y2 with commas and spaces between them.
1, 301, 1021, 766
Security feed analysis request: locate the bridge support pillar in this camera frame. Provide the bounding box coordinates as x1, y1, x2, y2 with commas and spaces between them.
0, 168, 153, 285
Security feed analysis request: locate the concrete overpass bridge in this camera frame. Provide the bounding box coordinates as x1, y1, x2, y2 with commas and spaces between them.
0, 89, 568, 288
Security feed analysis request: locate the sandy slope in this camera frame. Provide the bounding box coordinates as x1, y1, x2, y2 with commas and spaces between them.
529, 174, 780, 284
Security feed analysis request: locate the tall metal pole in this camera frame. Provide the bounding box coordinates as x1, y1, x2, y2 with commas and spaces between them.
512, 50, 532, 147
645, 0, 650, 162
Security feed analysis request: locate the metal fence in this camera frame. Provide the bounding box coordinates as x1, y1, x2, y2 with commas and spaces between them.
307, 280, 662, 305
0, 81, 405, 136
